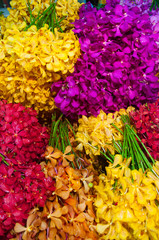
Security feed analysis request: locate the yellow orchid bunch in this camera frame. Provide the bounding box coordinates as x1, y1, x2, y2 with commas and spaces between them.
94, 154, 159, 240
76, 107, 134, 158
0, 26, 80, 113
0, 0, 81, 37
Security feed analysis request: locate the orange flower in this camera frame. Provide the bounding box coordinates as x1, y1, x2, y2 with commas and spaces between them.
14, 213, 40, 240
81, 169, 94, 193
43, 146, 62, 167
62, 146, 75, 167
15, 145, 98, 240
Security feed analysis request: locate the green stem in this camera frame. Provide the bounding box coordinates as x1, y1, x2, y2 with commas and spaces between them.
111, 123, 123, 135
59, 123, 65, 153
42, 9, 53, 27
36, 4, 54, 29
27, 0, 34, 23
51, 114, 63, 147
100, 150, 114, 163
66, 119, 76, 137
49, 113, 56, 146
126, 128, 135, 170
127, 127, 142, 170
24, 12, 43, 31
122, 128, 127, 159
127, 125, 155, 165
130, 131, 153, 171
58, 16, 66, 24
55, 135, 60, 150
25, 3, 54, 30
0, 153, 9, 166
113, 139, 122, 154
53, 3, 63, 32
51, 6, 54, 32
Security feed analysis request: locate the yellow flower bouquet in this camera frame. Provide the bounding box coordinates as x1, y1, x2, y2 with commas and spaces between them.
94, 154, 159, 240
0, 0, 81, 113
76, 107, 134, 159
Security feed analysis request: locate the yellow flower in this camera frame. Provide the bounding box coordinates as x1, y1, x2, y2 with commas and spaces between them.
56, 0, 82, 31
76, 107, 134, 160
0, 26, 80, 113
93, 155, 159, 240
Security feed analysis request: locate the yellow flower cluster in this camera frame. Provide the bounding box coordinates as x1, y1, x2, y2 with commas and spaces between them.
0, 0, 81, 37
0, 26, 80, 112
94, 155, 159, 240
55, 0, 82, 31
76, 107, 134, 158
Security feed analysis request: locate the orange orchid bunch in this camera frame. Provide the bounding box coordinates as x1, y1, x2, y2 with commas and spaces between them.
13, 146, 98, 240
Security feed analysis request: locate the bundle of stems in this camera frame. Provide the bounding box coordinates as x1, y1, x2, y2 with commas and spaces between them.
49, 113, 87, 169
24, 0, 65, 32
112, 115, 157, 176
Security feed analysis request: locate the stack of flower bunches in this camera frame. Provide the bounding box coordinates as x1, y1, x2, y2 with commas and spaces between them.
52, 2, 159, 118
13, 115, 98, 240
0, 100, 55, 239
0, 0, 81, 114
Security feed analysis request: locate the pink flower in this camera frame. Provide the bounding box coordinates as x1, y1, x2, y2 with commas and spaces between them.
0, 100, 49, 164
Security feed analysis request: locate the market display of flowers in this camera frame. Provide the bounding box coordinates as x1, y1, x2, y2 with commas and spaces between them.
0, 0, 159, 239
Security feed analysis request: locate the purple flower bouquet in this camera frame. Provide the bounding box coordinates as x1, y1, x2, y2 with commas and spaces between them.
52, 2, 159, 118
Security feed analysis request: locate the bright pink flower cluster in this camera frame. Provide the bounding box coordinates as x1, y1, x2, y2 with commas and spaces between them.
0, 154, 55, 239
130, 100, 159, 160
0, 101, 55, 239
0, 100, 49, 164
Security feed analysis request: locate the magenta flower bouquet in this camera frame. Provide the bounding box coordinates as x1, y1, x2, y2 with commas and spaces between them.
52, 2, 159, 118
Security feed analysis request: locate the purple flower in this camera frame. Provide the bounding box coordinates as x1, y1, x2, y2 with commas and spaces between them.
52, 3, 159, 119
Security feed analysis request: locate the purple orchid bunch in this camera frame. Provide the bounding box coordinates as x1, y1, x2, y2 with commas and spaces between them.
52, 2, 159, 118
